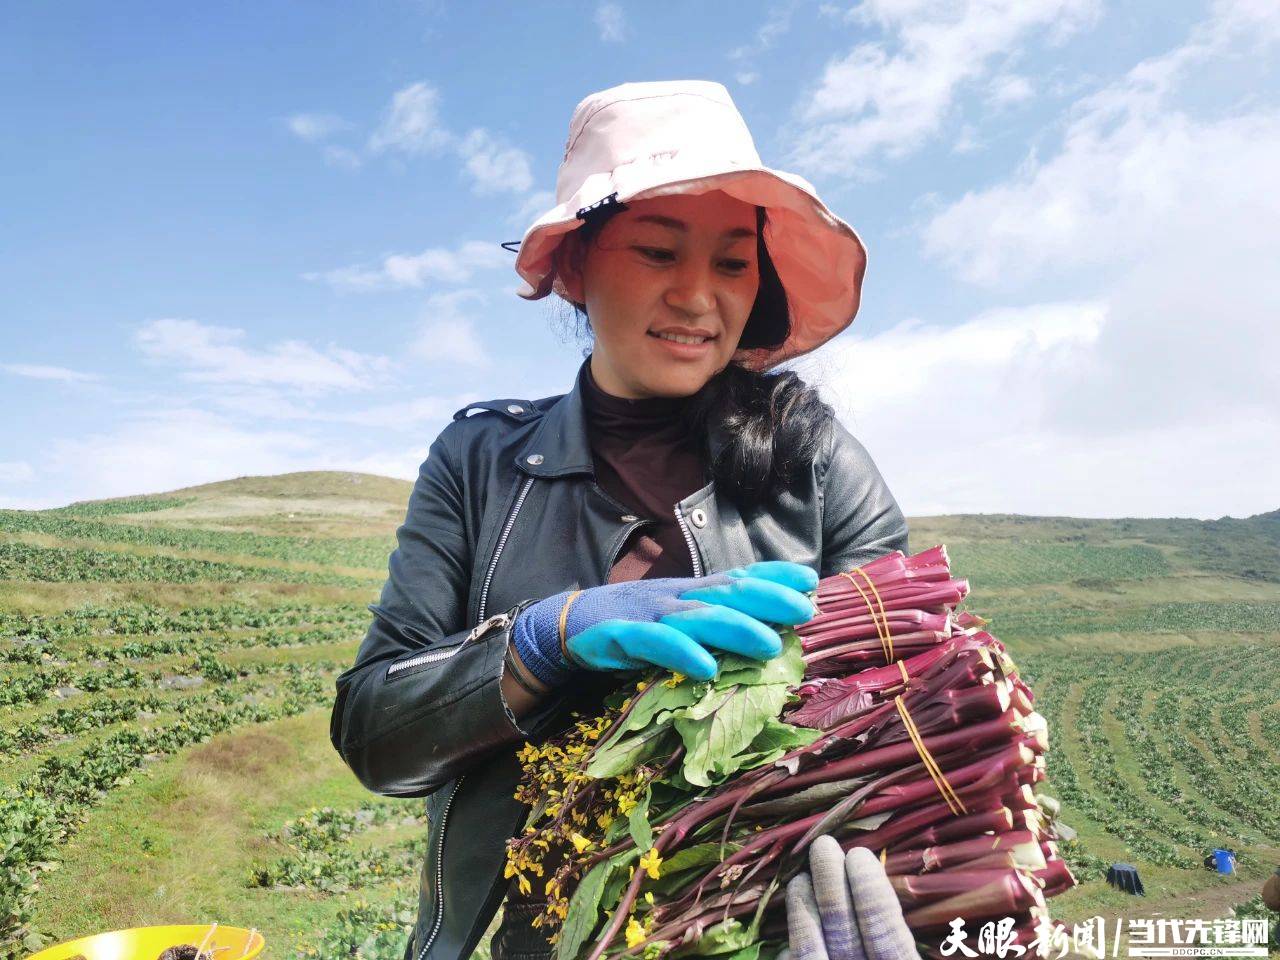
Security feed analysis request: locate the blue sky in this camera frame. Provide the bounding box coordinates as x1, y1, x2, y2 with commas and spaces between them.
2, 0, 1276, 517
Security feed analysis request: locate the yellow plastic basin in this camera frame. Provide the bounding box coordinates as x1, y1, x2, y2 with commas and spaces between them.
26, 924, 264, 960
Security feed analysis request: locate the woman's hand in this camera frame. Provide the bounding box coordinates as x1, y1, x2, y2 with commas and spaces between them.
509, 560, 818, 687
784, 835, 920, 960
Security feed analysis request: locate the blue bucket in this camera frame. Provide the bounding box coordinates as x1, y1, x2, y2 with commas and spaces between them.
1211, 849, 1236, 874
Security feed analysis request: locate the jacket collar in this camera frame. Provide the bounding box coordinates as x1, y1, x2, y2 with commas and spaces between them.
515, 356, 727, 478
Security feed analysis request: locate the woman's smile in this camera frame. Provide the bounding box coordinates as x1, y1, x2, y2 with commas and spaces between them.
647, 326, 718, 358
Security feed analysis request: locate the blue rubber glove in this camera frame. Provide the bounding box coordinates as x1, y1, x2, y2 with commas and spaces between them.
510, 560, 818, 687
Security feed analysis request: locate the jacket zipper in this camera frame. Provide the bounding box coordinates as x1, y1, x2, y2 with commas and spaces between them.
673, 504, 704, 577
479, 475, 536, 621
386, 646, 462, 678
416, 774, 464, 960
413, 474, 535, 960
385, 611, 515, 678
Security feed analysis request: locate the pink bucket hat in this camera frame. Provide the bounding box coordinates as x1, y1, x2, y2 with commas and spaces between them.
512, 79, 869, 371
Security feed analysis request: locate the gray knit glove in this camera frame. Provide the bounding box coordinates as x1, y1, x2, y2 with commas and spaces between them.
785, 836, 920, 960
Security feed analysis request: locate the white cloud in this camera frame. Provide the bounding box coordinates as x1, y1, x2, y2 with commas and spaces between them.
787, 0, 1098, 175
2, 363, 97, 382
0, 461, 35, 483
595, 2, 628, 42
455, 128, 535, 194
361, 81, 535, 196
506, 190, 556, 232
923, 3, 1280, 286
728, 0, 798, 76
917, 1, 1280, 446
795, 2, 1280, 520
136, 319, 391, 393
318, 395, 472, 430
794, 299, 1278, 519
368, 82, 454, 155
39, 409, 322, 504
286, 112, 349, 143
951, 124, 981, 154
410, 290, 492, 368
23, 409, 439, 507
305, 239, 508, 292
323, 145, 363, 170
986, 73, 1034, 107
930, 113, 1277, 280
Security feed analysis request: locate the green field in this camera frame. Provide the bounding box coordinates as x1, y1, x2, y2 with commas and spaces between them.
2, 474, 1277, 959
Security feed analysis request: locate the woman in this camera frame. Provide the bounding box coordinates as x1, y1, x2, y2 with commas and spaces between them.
330, 80, 912, 960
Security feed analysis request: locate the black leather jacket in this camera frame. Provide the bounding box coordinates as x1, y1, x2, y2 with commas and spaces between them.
329, 358, 909, 960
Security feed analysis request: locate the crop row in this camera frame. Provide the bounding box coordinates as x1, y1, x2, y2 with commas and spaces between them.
3, 623, 358, 669
944, 542, 1170, 586
1023, 644, 1279, 872
284, 895, 418, 960
0, 510, 394, 570
41, 497, 194, 517
1, 668, 336, 957
75, 626, 357, 662
1074, 680, 1193, 866
0, 541, 376, 587
248, 836, 426, 894
2, 601, 368, 641
1, 654, 343, 712
250, 803, 429, 959
985, 601, 1280, 636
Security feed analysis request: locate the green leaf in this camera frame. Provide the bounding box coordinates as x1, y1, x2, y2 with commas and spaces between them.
670, 918, 757, 957
555, 857, 611, 960
728, 716, 823, 772
600, 847, 641, 913
664, 841, 740, 873
627, 786, 653, 852
602, 811, 631, 845
716, 629, 805, 687
585, 724, 672, 779
600, 680, 705, 750
675, 684, 793, 787
648, 841, 742, 897
673, 683, 737, 721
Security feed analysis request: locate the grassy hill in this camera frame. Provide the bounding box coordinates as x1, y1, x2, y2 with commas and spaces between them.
1, 473, 1277, 958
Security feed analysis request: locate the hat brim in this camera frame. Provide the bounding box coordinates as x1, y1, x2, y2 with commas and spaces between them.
514, 160, 867, 372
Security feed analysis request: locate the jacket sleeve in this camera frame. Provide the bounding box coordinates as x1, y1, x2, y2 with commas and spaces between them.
329, 421, 568, 798
818, 417, 910, 577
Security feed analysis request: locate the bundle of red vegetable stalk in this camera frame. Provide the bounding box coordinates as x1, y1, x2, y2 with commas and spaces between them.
506, 545, 1077, 960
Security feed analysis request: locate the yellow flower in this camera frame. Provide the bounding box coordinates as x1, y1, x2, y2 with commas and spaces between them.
516, 872, 532, 895
639, 847, 663, 880
663, 671, 685, 688
635, 679, 649, 692
626, 917, 646, 949
570, 832, 594, 853
616, 794, 638, 815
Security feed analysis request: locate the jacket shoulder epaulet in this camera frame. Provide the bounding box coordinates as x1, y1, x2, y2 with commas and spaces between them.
451, 398, 540, 423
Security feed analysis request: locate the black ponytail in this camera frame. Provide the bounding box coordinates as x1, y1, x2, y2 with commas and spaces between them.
560, 201, 835, 511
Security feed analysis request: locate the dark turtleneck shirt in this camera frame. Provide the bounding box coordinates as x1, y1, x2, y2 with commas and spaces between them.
580, 357, 710, 582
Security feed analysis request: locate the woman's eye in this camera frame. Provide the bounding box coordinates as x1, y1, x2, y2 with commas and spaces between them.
721, 260, 750, 272
635, 246, 675, 262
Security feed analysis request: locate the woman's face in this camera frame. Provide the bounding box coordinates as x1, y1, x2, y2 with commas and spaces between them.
559, 189, 760, 399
